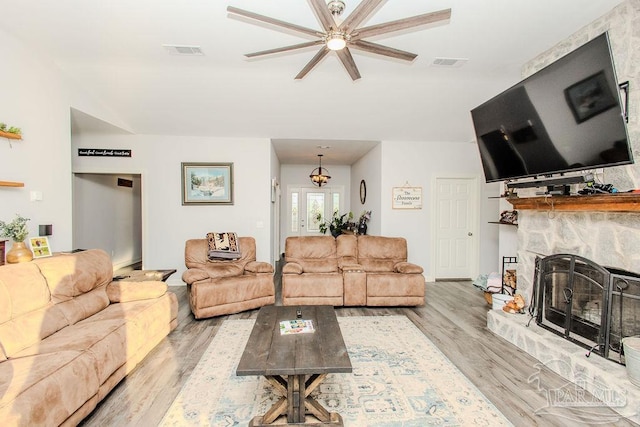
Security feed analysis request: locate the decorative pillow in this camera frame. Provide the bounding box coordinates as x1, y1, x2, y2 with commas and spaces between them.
207, 232, 241, 260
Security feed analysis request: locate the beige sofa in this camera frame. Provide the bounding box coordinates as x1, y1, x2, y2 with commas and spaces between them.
182, 237, 275, 319
282, 235, 425, 306
0, 249, 178, 426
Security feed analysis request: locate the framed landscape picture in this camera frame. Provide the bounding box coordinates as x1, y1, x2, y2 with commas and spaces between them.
30, 237, 52, 258
181, 162, 234, 205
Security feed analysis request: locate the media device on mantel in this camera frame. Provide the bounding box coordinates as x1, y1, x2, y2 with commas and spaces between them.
470, 32, 632, 188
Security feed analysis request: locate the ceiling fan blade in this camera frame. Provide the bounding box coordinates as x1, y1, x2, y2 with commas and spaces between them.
349, 40, 417, 61
227, 6, 321, 38
336, 48, 361, 81
295, 47, 330, 79
353, 9, 451, 40
245, 40, 324, 58
307, 0, 338, 31
339, 0, 386, 32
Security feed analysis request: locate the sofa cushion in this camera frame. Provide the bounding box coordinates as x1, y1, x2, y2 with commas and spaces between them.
0, 350, 100, 426
0, 263, 69, 359
336, 234, 358, 267
357, 236, 408, 272
34, 250, 112, 325
285, 236, 338, 273
282, 273, 344, 298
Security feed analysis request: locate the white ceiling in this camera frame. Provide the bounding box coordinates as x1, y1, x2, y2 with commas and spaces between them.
1, 0, 624, 164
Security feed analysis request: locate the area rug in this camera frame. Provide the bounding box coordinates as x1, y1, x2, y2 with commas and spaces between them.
160, 316, 512, 426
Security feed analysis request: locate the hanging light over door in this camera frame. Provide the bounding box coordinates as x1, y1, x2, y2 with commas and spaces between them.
309, 154, 331, 187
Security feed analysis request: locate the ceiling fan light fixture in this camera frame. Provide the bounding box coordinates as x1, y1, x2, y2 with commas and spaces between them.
326, 32, 347, 51
310, 154, 331, 187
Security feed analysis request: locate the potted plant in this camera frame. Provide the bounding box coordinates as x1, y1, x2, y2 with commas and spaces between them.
316, 211, 353, 238
0, 214, 33, 263
358, 210, 371, 235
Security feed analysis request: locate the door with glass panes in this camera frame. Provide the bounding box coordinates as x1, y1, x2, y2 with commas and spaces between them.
287, 186, 343, 237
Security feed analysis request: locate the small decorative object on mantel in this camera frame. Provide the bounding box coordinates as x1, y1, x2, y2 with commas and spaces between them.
358, 210, 371, 235
0, 214, 33, 263
499, 210, 518, 225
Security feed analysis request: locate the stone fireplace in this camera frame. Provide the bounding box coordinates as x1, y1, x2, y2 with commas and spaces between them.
486, 0, 640, 422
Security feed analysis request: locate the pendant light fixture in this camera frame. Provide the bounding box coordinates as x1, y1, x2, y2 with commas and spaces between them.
309, 154, 331, 187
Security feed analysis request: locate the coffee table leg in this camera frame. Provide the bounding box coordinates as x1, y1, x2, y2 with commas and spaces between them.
254, 374, 343, 426
287, 375, 305, 423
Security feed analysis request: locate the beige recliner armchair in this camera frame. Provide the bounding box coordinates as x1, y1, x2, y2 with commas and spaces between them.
182, 237, 275, 319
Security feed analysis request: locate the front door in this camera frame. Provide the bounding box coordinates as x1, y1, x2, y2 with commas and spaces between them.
286, 186, 343, 237
434, 177, 479, 280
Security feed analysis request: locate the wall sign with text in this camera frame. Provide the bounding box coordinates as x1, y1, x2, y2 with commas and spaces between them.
392, 187, 422, 209
78, 148, 131, 157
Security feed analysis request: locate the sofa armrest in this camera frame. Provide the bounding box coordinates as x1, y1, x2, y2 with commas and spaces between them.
282, 262, 303, 274
182, 268, 210, 284
107, 280, 167, 303
245, 261, 274, 274
394, 262, 424, 274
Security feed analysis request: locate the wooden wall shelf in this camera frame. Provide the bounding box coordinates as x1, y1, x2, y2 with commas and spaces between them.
0, 130, 22, 140
507, 193, 640, 212
0, 181, 25, 187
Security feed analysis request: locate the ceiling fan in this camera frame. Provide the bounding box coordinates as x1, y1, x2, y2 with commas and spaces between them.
227, 0, 451, 80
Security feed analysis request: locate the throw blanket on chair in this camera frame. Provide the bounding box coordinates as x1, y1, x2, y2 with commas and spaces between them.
207, 232, 241, 260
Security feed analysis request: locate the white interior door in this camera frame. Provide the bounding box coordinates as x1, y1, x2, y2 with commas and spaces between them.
434, 177, 479, 279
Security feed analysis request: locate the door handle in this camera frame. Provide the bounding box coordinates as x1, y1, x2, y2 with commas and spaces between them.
468, 232, 473, 236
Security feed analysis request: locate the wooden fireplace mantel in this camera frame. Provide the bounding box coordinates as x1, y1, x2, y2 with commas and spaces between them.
507, 193, 640, 212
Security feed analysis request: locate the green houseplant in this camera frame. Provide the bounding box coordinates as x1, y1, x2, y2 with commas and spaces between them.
316, 211, 354, 237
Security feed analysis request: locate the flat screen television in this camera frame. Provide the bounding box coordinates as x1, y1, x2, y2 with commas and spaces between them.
471, 32, 632, 184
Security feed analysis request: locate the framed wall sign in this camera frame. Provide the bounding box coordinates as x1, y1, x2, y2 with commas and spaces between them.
392, 186, 422, 209
181, 162, 234, 205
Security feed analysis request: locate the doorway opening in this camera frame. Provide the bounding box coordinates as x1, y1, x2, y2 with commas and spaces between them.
72, 173, 142, 270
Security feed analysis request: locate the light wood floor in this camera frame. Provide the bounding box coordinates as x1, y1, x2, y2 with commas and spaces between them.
80, 270, 638, 426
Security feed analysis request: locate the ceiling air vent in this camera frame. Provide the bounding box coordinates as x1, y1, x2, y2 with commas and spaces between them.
163, 45, 204, 56
431, 57, 467, 68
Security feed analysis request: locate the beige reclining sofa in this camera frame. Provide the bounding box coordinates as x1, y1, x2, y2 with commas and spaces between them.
282, 235, 425, 306
0, 249, 178, 426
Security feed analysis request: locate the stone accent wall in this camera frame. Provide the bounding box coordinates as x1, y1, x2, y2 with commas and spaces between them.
516, 0, 640, 303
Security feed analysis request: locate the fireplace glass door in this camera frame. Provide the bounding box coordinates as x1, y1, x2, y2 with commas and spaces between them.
536, 255, 609, 354
534, 254, 640, 363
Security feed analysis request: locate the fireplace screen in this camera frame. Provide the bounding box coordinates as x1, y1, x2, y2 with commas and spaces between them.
533, 254, 640, 364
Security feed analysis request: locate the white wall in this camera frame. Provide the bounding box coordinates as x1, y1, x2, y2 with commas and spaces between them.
0, 28, 127, 253
351, 145, 382, 235
269, 143, 281, 263
73, 173, 142, 269
379, 140, 499, 280
72, 134, 273, 284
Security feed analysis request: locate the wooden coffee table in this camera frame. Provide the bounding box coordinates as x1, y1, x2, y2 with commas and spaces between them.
237, 305, 352, 426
